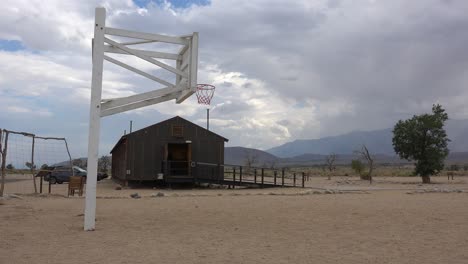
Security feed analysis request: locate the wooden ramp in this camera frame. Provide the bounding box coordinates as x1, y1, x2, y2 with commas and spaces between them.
163, 161, 308, 188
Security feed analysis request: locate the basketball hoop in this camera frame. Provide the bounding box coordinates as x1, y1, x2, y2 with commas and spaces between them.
195, 84, 215, 105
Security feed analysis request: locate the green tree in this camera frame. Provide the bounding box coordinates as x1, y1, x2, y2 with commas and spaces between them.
98, 155, 111, 173
392, 104, 449, 183
25, 162, 36, 170
6, 163, 14, 170
73, 158, 87, 169
351, 159, 365, 175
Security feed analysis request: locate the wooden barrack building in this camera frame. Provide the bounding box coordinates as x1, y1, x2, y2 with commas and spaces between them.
110, 116, 228, 184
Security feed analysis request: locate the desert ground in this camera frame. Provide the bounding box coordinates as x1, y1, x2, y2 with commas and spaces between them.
1, 174, 468, 264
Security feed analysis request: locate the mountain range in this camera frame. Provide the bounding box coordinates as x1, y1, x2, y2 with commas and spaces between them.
266, 119, 468, 157
225, 119, 468, 166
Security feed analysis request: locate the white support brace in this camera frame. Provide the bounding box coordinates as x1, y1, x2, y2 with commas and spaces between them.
103, 45, 180, 60
175, 89, 195, 104
176, 32, 198, 103
105, 27, 189, 45
104, 37, 187, 78
101, 93, 180, 117
103, 55, 174, 88
101, 86, 184, 111
84, 7, 105, 231
120, 39, 156, 46
189, 32, 198, 90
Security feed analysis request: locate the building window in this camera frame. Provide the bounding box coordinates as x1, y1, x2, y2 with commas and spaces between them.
172, 125, 184, 137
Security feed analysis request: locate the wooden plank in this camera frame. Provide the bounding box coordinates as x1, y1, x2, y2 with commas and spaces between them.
180, 46, 190, 71
105, 27, 190, 45
120, 39, 155, 46
189, 32, 198, 89
176, 33, 197, 103
175, 89, 195, 104
101, 86, 183, 111
101, 93, 179, 117
104, 37, 188, 78
104, 45, 180, 60
103, 55, 174, 88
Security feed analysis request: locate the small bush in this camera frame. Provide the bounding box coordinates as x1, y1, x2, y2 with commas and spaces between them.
351, 160, 365, 175
360, 173, 371, 180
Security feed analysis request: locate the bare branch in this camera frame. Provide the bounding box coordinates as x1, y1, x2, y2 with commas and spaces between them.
354, 145, 374, 183
325, 153, 336, 180
244, 149, 258, 175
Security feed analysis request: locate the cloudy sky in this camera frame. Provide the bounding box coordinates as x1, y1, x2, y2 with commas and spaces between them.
1, 0, 468, 158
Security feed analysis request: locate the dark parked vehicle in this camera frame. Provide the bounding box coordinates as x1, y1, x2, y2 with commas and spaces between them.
37, 166, 108, 184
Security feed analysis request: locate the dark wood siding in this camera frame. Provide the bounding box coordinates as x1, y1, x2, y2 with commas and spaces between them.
111, 138, 127, 181
111, 116, 227, 182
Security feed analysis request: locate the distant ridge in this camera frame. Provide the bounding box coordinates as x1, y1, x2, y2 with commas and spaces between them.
266, 119, 468, 158
225, 147, 278, 166
226, 147, 468, 167
267, 128, 393, 158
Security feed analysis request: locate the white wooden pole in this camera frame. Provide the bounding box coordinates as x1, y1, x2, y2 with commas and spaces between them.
84, 7, 106, 231
190, 32, 199, 90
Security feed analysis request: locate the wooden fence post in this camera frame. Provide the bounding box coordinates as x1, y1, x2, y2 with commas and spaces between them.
31, 135, 37, 193
302, 172, 305, 188
233, 167, 236, 189
239, 166, 243, 185
281, 169, 285, 187
254, 168, 257, 184
193, 162, 197, 184
217, 163, 221, 184
274, 170, 277, 185
261, 168, 264, 188
0, 131, 9, 197
293, 172, 296, 187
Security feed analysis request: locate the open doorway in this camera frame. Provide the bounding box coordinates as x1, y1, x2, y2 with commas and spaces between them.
166, 143, 191, 176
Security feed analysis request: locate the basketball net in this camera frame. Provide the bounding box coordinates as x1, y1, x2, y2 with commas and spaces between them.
196, 84, 215, 130
195, 84, 215, 106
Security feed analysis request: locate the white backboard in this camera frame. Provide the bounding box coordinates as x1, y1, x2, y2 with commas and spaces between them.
98, 27, 199, 116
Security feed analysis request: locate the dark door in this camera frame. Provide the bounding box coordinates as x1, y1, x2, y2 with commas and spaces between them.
167, 143, 190, 176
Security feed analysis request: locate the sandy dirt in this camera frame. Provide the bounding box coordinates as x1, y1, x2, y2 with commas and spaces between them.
1, 175, 468, 264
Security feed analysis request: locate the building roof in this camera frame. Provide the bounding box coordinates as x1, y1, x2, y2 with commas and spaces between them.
110, 116, 228, 153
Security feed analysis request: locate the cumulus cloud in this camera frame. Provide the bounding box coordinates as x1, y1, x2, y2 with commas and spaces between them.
1, 0, 468, 156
